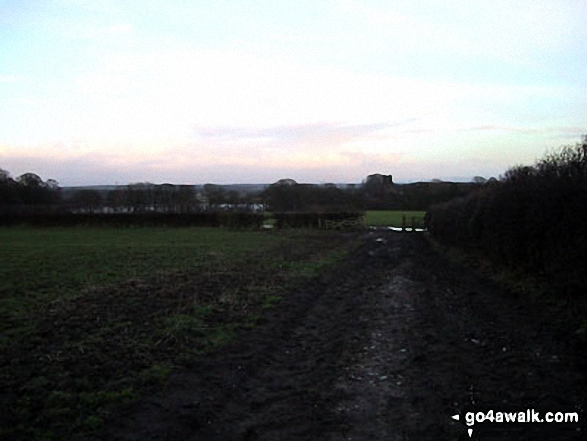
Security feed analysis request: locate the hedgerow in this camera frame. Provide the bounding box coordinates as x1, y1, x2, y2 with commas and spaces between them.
0, 212, 264, 229
426, 141, 587, 295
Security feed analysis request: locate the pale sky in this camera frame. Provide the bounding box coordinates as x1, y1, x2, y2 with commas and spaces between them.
1, 0, 586, 185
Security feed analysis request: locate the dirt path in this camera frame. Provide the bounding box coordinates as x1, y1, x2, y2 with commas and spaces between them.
82, 232, 585, 440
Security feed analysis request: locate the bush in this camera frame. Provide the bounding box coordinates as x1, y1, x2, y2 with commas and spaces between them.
426, 141, 587, 295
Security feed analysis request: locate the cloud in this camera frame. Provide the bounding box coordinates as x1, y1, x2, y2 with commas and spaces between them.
1, 141, 496, 185
338, 0, 431, 38
2, 1, 584, 186
0, 121, 574, 186
336, 0, 587, 71
63, 48, 452, 135
193, 121, 405, 144
60, 22, 134, 41
464, 125, 586, 135
0, 75, 23, 83
6, 38, 575, 147
0, 132, 406, 185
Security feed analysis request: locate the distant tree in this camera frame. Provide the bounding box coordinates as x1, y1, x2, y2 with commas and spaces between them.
262, 180, 300, 211
0, 168, 10, 182
0, 169, 20, 207
174, 185, 197, 212
225, 190, 241, 209
0, 169, 60, 213
46, 179, 60, 190
104, 188, 123, 212
69, 189, 104, 213
202, 184, 226, 210
153, 184, 175, 212
274, 178, 298, 186
242, 191, 263, 211
262, 180, 361, 212
45, 179, 61, 205
16, 172, 60, 207
125, 183, 155, 212
17, 172, 44, 188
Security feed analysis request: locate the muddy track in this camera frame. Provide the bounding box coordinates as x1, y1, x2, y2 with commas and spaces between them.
82, 232, 586, 441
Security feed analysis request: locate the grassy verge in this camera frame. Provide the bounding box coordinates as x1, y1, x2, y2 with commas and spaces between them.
364, 210, 426, 227
425, 234, 587, 340
0, 227, 358, 441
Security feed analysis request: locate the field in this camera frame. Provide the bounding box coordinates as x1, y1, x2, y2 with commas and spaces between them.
0, 227, 358, 441
364, 210, 426, 227
3, 227, 585, 440
73, 231, 585, 440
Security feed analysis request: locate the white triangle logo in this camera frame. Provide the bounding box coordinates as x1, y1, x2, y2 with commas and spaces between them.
451, 414, 460, 421
468, 428, 473, 437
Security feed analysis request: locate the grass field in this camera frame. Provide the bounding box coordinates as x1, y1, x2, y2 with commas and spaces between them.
0, 227, 282, 325
364, 210, 426, 227
0, 227, 358, 441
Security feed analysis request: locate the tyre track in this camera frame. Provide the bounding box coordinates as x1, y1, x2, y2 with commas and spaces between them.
83, 232, 586, 441
84, 232, 395, 440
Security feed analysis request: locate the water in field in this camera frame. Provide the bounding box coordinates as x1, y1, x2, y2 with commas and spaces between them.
388, 226, 426, 232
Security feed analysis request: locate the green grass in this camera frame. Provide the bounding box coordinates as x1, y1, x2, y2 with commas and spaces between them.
0, 226, 359, 441
364, 210, 426, 227
0, 227, 279, 325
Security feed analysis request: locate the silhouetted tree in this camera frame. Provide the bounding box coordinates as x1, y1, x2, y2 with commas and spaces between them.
68, 189, 104, 213
174, 185, 197, 212
262, 180, 361, 212
125, 183, 155, 212
0, 168, 10, 182
0, 169, 61, 213
202, 184, 226, 210
106, 188, 126, 212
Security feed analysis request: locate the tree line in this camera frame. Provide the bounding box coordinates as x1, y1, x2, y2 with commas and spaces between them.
426, 138, 587, 296
0, 170, 61, 212
1, 169, 481, 216
261, 175, 478, 212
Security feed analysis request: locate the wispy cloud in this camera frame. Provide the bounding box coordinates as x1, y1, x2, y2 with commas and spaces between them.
193, 121, 408, 144
0, 138, 504, 185
464, 125, 586, 135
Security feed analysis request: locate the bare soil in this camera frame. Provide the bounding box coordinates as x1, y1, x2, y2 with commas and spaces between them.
80, 231, 586, 440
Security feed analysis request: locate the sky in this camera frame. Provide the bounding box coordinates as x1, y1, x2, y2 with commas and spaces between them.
1, 0, 586, 186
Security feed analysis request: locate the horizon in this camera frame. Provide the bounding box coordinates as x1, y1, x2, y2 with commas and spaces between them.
1, 1, 586, 186
53, 174, 488, 188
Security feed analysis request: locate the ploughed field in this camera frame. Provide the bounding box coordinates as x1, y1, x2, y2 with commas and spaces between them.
1, 228, 585, 440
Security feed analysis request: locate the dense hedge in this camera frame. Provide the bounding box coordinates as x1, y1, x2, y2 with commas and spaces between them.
426, 142, 587, 295
273, 212, 364, 229
0, 211, 367, 230
0, 212, 265, 229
